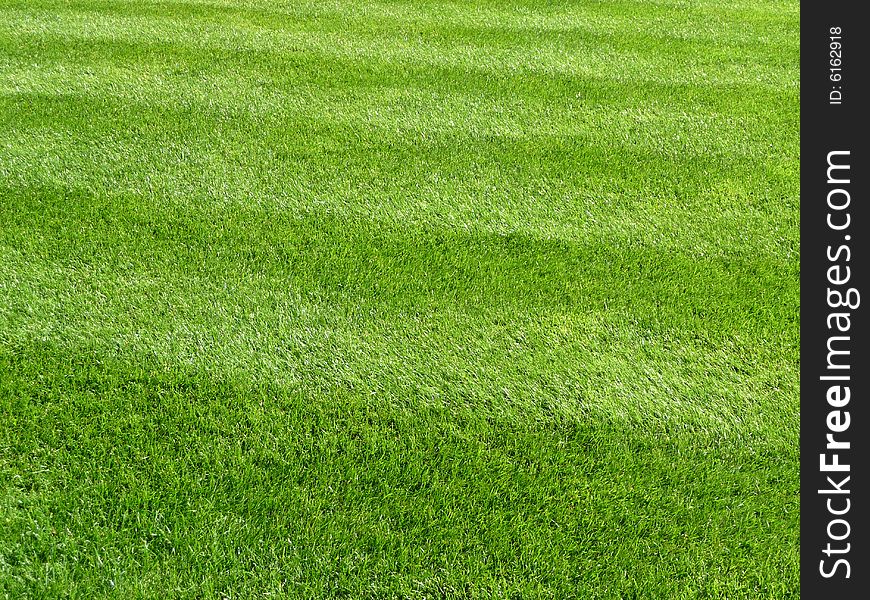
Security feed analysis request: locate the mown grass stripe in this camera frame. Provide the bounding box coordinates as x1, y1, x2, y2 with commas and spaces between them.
1, 0, 798, 596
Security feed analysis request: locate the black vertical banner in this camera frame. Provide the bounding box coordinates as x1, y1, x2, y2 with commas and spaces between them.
802, 3, 868, 597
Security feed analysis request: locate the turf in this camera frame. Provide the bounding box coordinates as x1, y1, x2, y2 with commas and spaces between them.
0, 0, 799, 597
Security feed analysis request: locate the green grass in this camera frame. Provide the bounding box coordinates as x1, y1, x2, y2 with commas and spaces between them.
0, 0, 799, 597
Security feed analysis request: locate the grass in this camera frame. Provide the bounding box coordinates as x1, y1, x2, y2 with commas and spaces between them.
0, 0, 799, 597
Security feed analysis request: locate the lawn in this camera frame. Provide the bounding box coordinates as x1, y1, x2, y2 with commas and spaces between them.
0, 0, 799, 598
